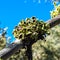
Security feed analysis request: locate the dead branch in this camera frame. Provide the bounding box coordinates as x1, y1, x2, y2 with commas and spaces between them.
0, 15, 60, 60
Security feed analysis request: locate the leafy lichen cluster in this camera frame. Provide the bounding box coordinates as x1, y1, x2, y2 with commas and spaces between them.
0, 36, 6, 50
13, 17, 50, 42
0, 28, 6, 50
50, 2, 60, 18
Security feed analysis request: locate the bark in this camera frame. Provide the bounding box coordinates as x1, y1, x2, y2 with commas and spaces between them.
0, 41, 23, 60
0, 15, 60, 60
46, 15, 60, 28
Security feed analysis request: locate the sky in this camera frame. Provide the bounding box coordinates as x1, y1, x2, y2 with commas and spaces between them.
0, 0, 57, 43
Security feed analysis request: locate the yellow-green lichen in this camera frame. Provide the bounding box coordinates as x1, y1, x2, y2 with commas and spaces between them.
50, 2, 60, 18
12, 17, 50, 41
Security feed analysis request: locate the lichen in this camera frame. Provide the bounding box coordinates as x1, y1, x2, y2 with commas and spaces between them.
13, 17, 50, 42
50, 2, 60, 18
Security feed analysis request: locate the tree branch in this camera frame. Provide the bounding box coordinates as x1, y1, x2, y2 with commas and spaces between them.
46, 15, 60, 28
0, 15, 60, 60
0, 41, 23, 60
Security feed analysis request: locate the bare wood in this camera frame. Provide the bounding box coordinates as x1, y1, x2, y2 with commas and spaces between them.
0, 40, 23, 60
46, 15, 60, 28
0, 15, 60, 60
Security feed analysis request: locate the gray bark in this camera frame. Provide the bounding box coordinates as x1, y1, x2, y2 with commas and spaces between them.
0, 15, 60, 60
46, 15, 60, 28
0, 41, 23, 60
